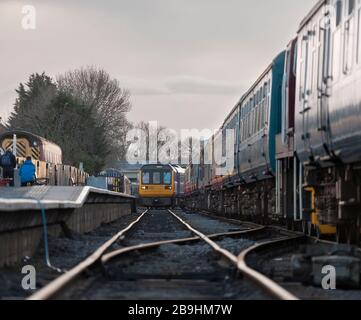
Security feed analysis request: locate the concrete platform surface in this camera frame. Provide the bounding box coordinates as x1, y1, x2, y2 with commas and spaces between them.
0, 186, 134, 211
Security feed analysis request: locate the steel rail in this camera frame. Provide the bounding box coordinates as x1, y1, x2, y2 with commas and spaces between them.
237, 234, 304, 300
168, 209, 300, 301
196, 209, 353, 248
28, 210, 149, 300
101, 226, 265, 264
196, 210, 263, 229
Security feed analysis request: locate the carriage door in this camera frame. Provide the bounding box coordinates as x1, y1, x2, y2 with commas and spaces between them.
317, 6, 333, 152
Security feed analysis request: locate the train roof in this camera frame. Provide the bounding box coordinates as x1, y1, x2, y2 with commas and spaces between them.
0, 130, 62, 150
298, 0, 325, 32
240, 51, 286, 105
222, 98, 243, 129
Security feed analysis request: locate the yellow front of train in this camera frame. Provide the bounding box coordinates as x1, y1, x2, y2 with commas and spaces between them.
138, 164, 175, 208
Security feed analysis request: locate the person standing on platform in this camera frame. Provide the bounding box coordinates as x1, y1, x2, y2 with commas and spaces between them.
19, 156, 36, 187
0, 149, 17, 186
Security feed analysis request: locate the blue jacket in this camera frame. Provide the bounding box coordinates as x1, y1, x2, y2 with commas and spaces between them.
19, 160, 36, 183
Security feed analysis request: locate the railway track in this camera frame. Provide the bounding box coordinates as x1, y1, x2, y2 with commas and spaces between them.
189, 209, 361, 300
28, 208, 305, 300
28, 209, 150, 300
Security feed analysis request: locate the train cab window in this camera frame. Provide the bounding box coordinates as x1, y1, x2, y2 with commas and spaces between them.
153, 172, 161, 184
142, 172, 150, 184
163, 172, 172, 185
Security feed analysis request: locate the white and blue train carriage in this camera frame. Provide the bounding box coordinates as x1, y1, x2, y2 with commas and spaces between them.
237, 51, 286, 184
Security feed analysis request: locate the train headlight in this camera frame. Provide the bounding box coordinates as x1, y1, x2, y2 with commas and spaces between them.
141, 186, 148, 190
165, 186, 172, 190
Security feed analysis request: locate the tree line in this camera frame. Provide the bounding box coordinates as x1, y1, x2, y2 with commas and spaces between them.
6, 67, 195, 174
7, 67, 131, 174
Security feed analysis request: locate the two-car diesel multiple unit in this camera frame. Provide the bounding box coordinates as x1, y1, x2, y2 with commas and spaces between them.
138, 164, 183, 208
184, 0, 361, 243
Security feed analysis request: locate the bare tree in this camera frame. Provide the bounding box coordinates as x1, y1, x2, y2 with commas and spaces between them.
57, 66, 132, 166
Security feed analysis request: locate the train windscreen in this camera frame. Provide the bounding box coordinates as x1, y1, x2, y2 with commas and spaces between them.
141, 169, 172, 185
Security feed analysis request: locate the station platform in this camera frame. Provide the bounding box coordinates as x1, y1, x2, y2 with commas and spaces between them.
0, 186, 136, 266
0, 186, 134, 211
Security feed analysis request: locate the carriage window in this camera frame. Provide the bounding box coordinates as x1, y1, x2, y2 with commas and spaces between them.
245, 116, 249, 138
142, 172, 150, 184
344, 11, 355, 74
349, 0, 355, 15
153, 172, 161, 184
251, 110, 255, 135
261, 101, 265, 127
255, 106, 260, 132
357, 9, 361, 64
163, 172, 172, 185
258, 105, 262, 131
336, 1, 342, 27
240, 120, 243, 142
293, 42, 298, 77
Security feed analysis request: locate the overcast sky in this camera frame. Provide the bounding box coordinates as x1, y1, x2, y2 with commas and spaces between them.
0, 0, 316, 131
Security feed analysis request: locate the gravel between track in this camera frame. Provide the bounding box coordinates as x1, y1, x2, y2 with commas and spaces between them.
54, 209, 273, 300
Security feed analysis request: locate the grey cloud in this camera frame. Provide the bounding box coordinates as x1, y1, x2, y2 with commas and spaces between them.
166, 76, 242, 96
0, 0, 318, 131
126, 76, 243, 96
